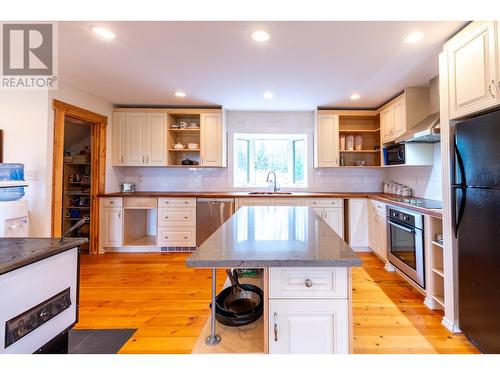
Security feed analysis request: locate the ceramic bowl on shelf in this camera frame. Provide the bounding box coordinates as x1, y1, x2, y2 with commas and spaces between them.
187, 122, 199, 128
187, 143, 199, 149
172, 142, 186, 149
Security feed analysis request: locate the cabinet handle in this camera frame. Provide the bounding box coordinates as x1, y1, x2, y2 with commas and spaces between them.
146, 156, 149, 163
121, 155, 124, 163
184, 236, 188, 239
489, 80, 496, 98
165, 216, 169, 219
165, 236, 168, 239
142, 156, 145, 163
118, 212, 121, 219
273, 312, 278, 342
110, 201, 114, 204
184, 216, 188, 219
305, 278, 313, 288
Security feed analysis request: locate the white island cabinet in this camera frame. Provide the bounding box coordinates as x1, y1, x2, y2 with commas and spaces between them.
268, 267, 349, 354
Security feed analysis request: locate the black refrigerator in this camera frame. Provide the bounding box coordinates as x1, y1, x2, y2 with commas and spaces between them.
453, 109, 500, 353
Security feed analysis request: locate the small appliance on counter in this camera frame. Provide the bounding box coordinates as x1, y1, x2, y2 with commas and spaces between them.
0, 164, 29, 237
120, 182, 136, 193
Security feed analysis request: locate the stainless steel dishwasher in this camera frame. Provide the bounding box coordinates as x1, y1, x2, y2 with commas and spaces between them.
196, 198, 235, 247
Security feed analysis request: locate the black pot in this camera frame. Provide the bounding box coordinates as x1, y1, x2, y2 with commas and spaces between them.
211, 283, 263, 327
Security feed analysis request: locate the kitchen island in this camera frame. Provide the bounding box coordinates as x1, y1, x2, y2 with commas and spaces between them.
187, 206, 361, 354
0, 238, 86, 353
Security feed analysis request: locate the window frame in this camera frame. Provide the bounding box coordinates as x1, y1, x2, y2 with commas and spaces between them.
233, 133, 308, 188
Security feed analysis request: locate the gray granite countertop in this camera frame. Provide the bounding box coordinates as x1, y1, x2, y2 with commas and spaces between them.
0, 238, 87, 275
186, 206, 361, 268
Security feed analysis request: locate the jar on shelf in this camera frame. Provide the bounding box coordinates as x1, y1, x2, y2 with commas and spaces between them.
354, 135, 363, 150
346, 135, 354, 151
340, 135, 346, 150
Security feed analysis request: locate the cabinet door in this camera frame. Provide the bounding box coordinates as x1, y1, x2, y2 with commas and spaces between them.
348, 199, 368, 249
448, 21, 498, 119
375, 212, 387, 261
125, 113, 147, 166
100, 208, 123, 247
269, 299, 349, 354
145, 113, 167, 166
323, 207, 344, 238
367, 201, 376, 251
200, 113, 223, 166
112, 112, 126, 166
380, 107, 394, 143
392, 99, 406, 138
314, 114, 339, 167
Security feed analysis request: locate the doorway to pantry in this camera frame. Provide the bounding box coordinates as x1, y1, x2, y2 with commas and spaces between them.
51, 100, 107, 254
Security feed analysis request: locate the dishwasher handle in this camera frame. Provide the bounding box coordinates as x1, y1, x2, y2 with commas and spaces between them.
197, 198, 235, 203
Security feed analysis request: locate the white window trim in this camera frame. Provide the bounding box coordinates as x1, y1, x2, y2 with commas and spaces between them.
233, 133, 308, 188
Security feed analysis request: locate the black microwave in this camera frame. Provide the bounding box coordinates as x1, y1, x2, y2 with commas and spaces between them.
384, 143, 405, 165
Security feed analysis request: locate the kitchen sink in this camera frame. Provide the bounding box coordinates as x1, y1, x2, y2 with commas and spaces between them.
248, 192, 293, 195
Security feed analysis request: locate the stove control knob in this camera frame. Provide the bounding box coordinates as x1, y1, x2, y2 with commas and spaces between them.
403, 215, 409, 221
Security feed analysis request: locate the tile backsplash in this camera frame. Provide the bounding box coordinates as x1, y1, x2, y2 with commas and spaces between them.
115, 111, 442, 200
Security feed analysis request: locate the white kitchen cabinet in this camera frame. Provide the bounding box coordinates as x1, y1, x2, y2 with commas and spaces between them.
314, 113, 339, 167
112, 112, 126, 166
157, 198, 196, 247
322, 207, 344, 238
124, 113, 147, 166
348, 199, 368, 250
118, 112, 168, 166
200, 112, 226, 167
446, 21, 498, 119
100, 207, 123, 248
368, 200, 387, 261
268, 298, 349, 354
379, 88, 429, 144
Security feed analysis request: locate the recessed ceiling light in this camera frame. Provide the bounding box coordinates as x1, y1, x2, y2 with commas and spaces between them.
92, 26, 116, 40
263, 91, 274, 99
174, 91, 186, 97
252, 30, 270, 42
350, 93, 361, 100
404, 32, 424, 44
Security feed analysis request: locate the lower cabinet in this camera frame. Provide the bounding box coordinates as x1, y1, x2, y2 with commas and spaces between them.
100, 207, 123, 248
268, 266, 350, 354
348, 199, 369, 250
269, 299, 349, 354
367, 200, 387, 261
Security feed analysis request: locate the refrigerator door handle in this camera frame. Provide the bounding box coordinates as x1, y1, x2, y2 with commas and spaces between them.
452, 185, 467, 238
454, 140, 466, 187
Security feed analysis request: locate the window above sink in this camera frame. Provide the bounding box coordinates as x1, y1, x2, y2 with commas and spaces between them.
233, 133, 307, 188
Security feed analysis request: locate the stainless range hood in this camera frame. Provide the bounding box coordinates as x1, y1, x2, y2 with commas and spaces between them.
395, 112, 440, 143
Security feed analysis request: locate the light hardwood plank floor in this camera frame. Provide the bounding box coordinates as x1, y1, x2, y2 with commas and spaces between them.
76, 252, 479, 354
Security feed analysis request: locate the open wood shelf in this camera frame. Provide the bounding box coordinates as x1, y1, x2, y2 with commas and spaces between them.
432, 295, 445, 308
340, 150, 379, 153
168, 128, 200, 132
339, 128, 380, 133
432, 240, 444, 249
167, 148, 200, 152
432, 268, 444, 278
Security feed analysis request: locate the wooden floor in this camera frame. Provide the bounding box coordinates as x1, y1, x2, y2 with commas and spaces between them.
77, 252, 479, 354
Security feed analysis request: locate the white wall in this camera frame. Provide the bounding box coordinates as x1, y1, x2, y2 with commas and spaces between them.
121, 111, 387, 192
386, 143, 442, 200
0, 90, 51, 236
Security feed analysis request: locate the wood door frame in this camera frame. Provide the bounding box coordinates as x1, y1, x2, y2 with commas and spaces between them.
51, 99, 107, 255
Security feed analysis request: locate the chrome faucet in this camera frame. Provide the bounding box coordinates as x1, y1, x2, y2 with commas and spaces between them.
266, 171, 280, 192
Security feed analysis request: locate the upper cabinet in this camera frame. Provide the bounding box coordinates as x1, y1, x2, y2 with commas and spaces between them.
112, 109, 226, 167
200, 112, 226, 167
445, 21, 500, 119
379, 88, 429, 144
314, 113, 339, 167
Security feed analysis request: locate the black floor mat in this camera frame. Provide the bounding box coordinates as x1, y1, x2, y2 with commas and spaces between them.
69, 329, 136, 354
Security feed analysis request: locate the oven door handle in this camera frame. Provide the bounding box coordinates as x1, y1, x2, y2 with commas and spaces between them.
388, 219, 416, 234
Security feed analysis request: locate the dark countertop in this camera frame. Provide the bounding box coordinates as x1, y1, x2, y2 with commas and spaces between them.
0, 238, 87, 275
186, 206, 362, 268
99, 191, 442, 218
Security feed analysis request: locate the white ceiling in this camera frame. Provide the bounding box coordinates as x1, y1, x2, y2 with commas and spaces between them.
58, 21, 465, 110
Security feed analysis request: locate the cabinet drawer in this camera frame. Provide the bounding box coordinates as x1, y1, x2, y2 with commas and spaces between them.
269, 198, 304, 206
101, 197, 123, 207
123, 197, 157, 208
306, 198, 343, 207
158, 197, 196, 207
157, 227, 196, 247
158, 207, 196, 226
269, 267, 348, 299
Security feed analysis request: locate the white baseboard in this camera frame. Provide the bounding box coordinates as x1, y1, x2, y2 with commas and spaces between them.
352, 247, 371, 252
442, 317, 462, 333
104, 246, 162, 253
384, 262, 395, 272
424, 296, 442, 311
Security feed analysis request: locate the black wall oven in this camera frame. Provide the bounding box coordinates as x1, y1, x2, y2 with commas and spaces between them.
387, 206, 425, 288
